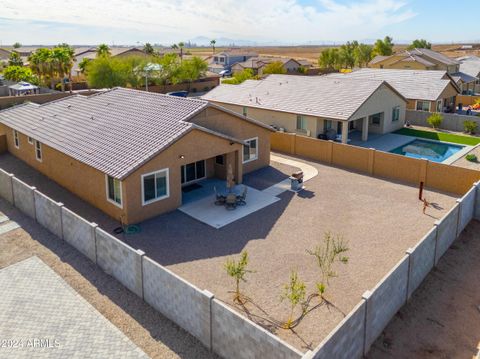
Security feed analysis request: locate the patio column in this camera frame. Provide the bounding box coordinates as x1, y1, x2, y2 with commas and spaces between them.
362, 117, 369, 142
341, 121, 349, 144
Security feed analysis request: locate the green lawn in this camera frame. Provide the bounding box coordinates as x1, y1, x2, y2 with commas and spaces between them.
395, 128, 480, 146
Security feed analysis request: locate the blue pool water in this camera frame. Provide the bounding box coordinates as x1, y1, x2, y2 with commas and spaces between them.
390, 139, 464, 162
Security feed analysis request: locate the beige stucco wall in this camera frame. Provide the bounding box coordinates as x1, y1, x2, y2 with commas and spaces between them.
191, 107, 271, 174
123, 129, 243, 224
350, 83, 406, 134
0, 124, 125, 221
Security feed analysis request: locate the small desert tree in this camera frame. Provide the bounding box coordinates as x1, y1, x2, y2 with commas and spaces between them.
427, 113, 443, 129
281, 271, 306, 329
464, 120, 478, 134
307, 232, 349, 298
224, 251, 252, 303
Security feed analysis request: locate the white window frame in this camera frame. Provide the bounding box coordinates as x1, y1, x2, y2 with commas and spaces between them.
13, 130, 19, 149
28, 136, 33, 144
296, 115, 307, 132
243, 137, 258, 164
416, 100, 430, 112
392, 106, 400, 122
181, 160, 207, 186
35, 140, 42, 162
436, 100, 442, 112
105, 175, 123, 208
141, 168, 170, 206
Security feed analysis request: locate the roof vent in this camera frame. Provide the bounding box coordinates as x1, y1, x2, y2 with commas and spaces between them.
67, 104, 72, 109
91, 115, 94, 120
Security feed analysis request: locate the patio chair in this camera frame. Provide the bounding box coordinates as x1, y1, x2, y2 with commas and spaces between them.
225, 193, 237, 210
236, 186, 247, 206
214, 186, 226, 206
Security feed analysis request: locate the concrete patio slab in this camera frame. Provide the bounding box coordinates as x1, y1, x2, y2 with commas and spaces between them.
353, 133, 415, 152
179, 184, 280, 229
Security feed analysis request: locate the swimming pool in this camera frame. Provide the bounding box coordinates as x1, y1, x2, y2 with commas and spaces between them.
390, 139, 464, 162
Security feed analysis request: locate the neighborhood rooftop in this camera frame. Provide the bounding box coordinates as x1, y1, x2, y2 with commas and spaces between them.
405, 48, 460, 66
202, 74, 403, 121
327, 68, 456, 101
0, 88, 245, 179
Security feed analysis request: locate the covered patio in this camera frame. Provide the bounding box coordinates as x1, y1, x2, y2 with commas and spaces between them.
8, 81, 39, 96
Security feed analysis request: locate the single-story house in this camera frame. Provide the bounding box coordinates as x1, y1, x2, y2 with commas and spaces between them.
73, 47, 146, 75
0, 88, 273, 224
231, 57, 302, 76
202, 74, 407, 143
369, 48, 460, 74
457, 56, 480, 94
327, 69, 460, 113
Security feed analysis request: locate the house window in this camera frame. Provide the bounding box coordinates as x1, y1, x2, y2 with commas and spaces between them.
243, 137, 258, 163
416, 101, 430, 112
369, 112, 383, 126
28, 136, 33, 144
392, 107, 400, 122
215, 155, 224, 165
181, 160, 206, 185
436, 100, 442, 112
13, 130, 19, 148
323, 120, 332, 131
296, 115, 307, 131
106, 175, 122, 207
219, 57, 225, 63
35, 140, 42, 161
142, 169, 169, 205
214, 56, 218, 62
242, 106, 248, 117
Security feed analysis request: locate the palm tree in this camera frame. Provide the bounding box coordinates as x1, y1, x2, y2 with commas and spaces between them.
178, 42, 185, 61
29, 48, 55, 88
54, 44, 75, 93
96, 44, 111, 57
210, 39, 216, 54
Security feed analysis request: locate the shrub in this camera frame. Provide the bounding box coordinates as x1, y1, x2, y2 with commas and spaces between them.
281, 271, 306, 329
224, 251, 253, 303
306, 232, 349, 298
427, 113, 443, 129
466, 154, 478, 162
464, 120, 478, 134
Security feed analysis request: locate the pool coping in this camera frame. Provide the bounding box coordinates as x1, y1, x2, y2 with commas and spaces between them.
389, 136, 473, 165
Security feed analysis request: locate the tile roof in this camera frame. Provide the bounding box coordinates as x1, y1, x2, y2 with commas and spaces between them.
369, 55, 389, 64
458, 59, 480, 78
327, 69, 457, 101
405, 48, 459, 66
202, 74, 402, 121
451, 71, 478, 84
0, 88, 233, 179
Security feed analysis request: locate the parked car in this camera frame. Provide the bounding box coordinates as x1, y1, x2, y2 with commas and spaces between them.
219, 69, 232, 77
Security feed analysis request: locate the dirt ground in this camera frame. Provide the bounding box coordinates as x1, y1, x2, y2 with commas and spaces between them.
186, 44, 480, 62
368, 220, 480, 359
0, 201, 216, 359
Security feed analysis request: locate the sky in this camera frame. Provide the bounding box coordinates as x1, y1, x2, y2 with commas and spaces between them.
0, 0, 479, 46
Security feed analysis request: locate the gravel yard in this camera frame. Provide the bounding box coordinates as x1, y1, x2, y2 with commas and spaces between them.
121, 154, 457, 351
0, 152, 459, 352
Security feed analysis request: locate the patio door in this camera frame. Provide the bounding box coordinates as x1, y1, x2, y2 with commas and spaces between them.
181, 160, 206, 185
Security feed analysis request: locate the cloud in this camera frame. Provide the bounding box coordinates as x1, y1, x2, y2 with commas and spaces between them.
0, 0, 417, 44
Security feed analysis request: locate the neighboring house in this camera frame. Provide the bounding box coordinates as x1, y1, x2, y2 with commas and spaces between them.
202, 74, 407, 143
0, 88, 272, 224
328, 69, 460, 113
231, 57, 302, 76
0, 48, 11, 62
457, 56, 480, 94
369, 48, 460, 74
208, 49, 258, 73
73, 47, 146, 75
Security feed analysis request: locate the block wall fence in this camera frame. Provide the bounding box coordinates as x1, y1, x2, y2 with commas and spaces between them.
0, 166, 478, 359
406, 109, 480, 133
271, 132, 480, 195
